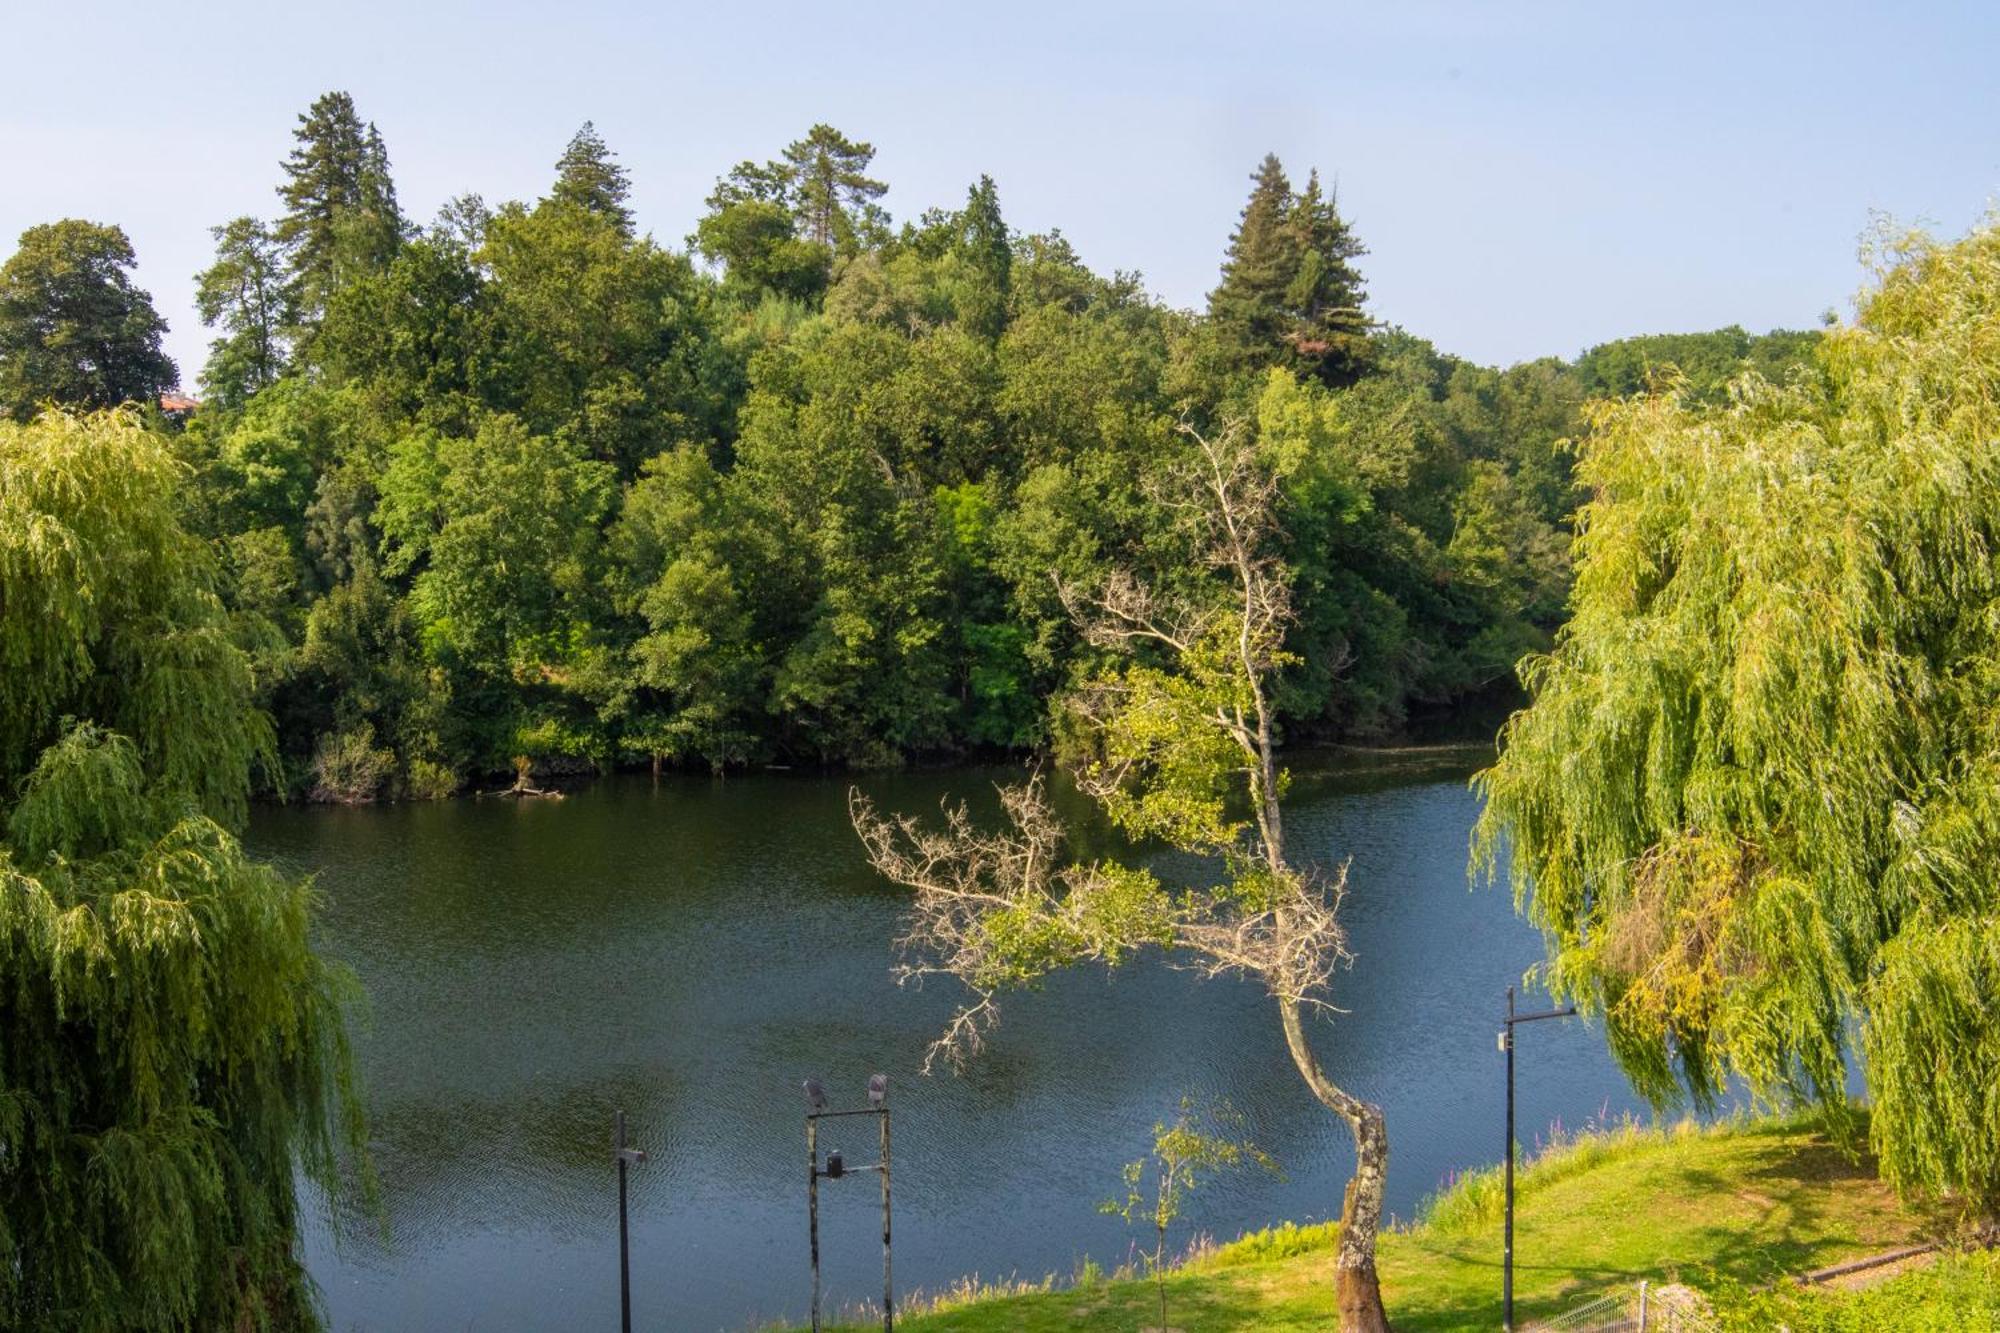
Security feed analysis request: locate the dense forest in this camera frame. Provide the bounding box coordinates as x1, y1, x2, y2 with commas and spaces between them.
1, 91, 1816, 799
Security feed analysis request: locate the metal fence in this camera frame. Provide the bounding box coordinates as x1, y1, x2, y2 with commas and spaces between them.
1522, 1280, 1722, 1333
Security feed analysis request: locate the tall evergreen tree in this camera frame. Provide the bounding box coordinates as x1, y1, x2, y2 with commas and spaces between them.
955, 174, 1012, 337
1209, 154, 1296, 360
0, 220, 176, 420
550, 120, 634, 235
1284, 170, 1371, 387
275, 91, 404, 326
194, 216, 290, 407
1207, 154, 1371, 388
780, 123, 889, 254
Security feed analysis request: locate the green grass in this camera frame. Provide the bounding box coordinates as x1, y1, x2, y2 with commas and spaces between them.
1711, 1251, 2000, 1330
828, 1115, 1941, 1331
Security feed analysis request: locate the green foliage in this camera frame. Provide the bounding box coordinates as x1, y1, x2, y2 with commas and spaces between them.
1710, 1251, 2000, 1331
0, 409, 363, 1330
1476, 216, 2000, 1211
144, 110, 1672, 792
1208, 155, 1370, 388
0, 220, 177, 420
549, 121, 634, 235
1103, 1098, 1279, 1329
276, 90, 404, 328
195, 216, 290, 407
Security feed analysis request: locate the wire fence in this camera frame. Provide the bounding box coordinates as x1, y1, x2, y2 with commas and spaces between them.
1521, 1280, 1723, 1333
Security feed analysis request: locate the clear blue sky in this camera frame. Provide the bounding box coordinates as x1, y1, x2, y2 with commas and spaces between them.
4, 1, 1995, 383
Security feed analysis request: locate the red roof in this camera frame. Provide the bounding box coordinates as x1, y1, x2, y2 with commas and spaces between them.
159, 393, 200, 412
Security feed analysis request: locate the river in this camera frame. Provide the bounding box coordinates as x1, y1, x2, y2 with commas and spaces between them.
249, 749, 1649, 1330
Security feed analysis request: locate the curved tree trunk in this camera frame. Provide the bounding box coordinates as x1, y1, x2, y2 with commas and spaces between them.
1280, 996, 1391, 1332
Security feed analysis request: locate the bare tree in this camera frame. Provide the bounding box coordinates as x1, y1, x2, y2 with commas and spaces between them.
851, 423, 1393, 1330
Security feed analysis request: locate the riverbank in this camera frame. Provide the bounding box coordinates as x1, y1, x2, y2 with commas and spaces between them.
828, 1114, 1985, 1331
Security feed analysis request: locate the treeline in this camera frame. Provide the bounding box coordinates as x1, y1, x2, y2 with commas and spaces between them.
0, 92, 1816, 797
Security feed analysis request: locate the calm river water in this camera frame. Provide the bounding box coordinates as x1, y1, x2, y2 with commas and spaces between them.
250, 750, 1648, 1330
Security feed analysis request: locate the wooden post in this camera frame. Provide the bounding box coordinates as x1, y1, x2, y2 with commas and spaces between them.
808, 1115, 821, 1333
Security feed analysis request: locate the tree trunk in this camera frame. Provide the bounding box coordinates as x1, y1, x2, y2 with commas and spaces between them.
1279, 996, 1391, 1332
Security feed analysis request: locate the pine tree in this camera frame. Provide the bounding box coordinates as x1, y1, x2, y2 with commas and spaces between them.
550, 120, 634, 235
275, 91, 405, 325
780, 123, 889, 254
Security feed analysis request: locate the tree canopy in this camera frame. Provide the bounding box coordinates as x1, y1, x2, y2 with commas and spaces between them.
0, 90, 1821, 799
1476, 217, 2000, 1213
0, 220, 176, 420
0, 408, 363, 1329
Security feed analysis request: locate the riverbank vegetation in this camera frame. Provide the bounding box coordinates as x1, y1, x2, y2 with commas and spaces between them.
825, 1114, 1976, 1331
0, 410, 366, 1329
1, 91, 1815, 799
1477, 217, 2000, 1231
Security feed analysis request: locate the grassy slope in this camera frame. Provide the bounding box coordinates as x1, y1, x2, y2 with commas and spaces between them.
844, 1118, 1934, 1332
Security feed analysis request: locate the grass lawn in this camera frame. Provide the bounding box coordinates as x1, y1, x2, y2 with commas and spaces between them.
830, 1116, 1938, 1331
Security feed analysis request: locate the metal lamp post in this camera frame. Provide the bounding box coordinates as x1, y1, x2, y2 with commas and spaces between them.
1499, 986, 1575, 1331
614, 1110, 649, 1333
803, 1074, 894, 1332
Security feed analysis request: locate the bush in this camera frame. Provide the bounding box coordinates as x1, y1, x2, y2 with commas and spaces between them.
310, 723, 396, 802
403, 757, 459, 800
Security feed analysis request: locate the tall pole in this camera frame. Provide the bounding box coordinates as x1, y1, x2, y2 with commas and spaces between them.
807, 1114, 821, 1333
1503, 987, 1515, 1333
1499, 987, 1576, 1332
615, 1110, 641, 1333
879, 1102, 893, 1331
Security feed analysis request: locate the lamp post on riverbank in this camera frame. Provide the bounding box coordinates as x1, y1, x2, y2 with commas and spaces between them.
1500, 986, 1576, 1331
804, 1074, 894, 1332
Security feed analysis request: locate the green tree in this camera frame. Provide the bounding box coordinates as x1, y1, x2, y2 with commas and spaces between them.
550, 121, 634, 235
781, 123, 889, 254
1102, 1099, 1277, 1332
1476, 218, 2000, 1216
195, 216, 290, 407
854, 425, 1395, 1330
0, 221, 176, 420
479, 198, 726, 470
377, 413, 615, 678
0, 408, 363, 1329
276, 91, 405, 326
1208, 155, 1371, 387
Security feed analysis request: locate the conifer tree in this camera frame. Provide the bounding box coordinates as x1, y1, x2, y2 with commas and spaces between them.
0, 409, 364, 1330
275, 91, 405, 325
1284, 170, 1371, 387
550, 120, 634, 235
1208, 154, 1371, 387
1209, 154, 1297, 362
780, 123, 889, 254
955, 174, 1011, 337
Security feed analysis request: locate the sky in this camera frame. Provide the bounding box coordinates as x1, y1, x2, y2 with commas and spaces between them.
3, 1, 1996, 384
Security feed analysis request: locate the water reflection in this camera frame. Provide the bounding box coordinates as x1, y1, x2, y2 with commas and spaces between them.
255, 754, 1651, 1330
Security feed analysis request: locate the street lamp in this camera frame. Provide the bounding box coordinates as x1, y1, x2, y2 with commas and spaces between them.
803, 1073, 894, 1332
1499, 986, 1575, 1331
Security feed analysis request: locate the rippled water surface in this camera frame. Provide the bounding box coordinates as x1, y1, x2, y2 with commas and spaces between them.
250, 752, 1647, 1330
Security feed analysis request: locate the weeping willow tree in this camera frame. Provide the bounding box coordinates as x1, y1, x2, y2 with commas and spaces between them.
1476, 218, 2000, 1218
853, 423, 1394, 1330
0, 409, 365, 1329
